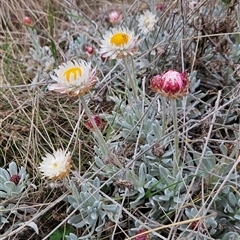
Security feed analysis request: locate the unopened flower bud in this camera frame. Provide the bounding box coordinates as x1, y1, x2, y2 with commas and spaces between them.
190, 220, 205, 231
108, 10, 123, 24
86, 115, 103, 131
135, 229, 150, 240
101, 53, 109, 62
82, 44, 95, 57
23, 16, 33, 26
150, 70, 189, 99
10, 174, 21, 185
186, 1, 198, 10
156, 3, 164, 11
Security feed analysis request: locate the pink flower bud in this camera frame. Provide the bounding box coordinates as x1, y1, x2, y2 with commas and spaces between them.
86, 115, 103, 131
10, 175, 21, 185
186, 1, 198, 10
156, 3, 164, 11
150, 70, 189, 99
82, 44, 95, 56
108, 10, 123, 24
101, 53, 109, 62
135, 229, 150, 240
23, 16, 33, 26
190, 220, 206, 231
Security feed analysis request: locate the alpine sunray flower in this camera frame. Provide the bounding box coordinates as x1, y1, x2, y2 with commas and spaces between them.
39, 149, 72, 180
99, 27, 139, 59
48, 59, 97, 96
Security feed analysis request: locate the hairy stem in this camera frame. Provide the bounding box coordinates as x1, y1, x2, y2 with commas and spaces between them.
171, 99, 179, 176
79, 95, 109, 157
122, 57, 138, 100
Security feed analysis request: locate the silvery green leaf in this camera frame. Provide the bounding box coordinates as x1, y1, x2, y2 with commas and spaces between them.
219, 143, 228, 155
152, 123, 162, 139
225, 204, 234, 213
233, 214, 240, 220
206, 216, 217, 228
93, 201, 101, 209
136, 58, 150, 69
72, 202, 80, 209
228, 192, 237, 206
98, 209, 107, 219
66, 233, 79, 240
130, 187, 145, 208
210, 228, 217, 235
95, 218, 105, 232
173, 195, 185, 204
220, 232, 240, 240
158, 165, 171, 185
69, 181, 80, 200
0, 191, 7, 198
67, 195, 76, 204
4, 181, 18, 190
202, 156, 216, 171
8, 162, 18, 176
157, 194, 170, 201
68, 214, 85, 227
91, 212, 98, 220
185, 208, 198, 218
18, 221, 39, 234
190, 78, 200, 93
0, 168, 10, 180
139, 163, 147, 184
104, 204, 118, 213
162, 149, 174, 158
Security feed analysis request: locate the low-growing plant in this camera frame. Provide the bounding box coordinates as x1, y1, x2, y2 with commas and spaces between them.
1, 0, 240, 239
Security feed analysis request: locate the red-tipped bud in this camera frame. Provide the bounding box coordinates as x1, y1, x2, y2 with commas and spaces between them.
101, 53, 109, 62
86, 115, 103, 131
186, 1, 198, 10
23, 16, 33, 26
108, 10, 123, 24
83, 44, 95, 56
10, 175, 21, 185
135, 229, 150, 240
190, 220, 205, 231
156, 3, 164, 11
150, 70, 189, 99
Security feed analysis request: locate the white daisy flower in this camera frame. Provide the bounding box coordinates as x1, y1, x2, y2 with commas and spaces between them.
137, 10, 157, 35
39, 149, 72, 180
48, 59, 97, 96
99, 27, 139, 59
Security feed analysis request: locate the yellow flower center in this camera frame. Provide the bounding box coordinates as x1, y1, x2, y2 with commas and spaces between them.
64, 67, 82, 82
52, 162, 58, 168
110, 33, 129, 46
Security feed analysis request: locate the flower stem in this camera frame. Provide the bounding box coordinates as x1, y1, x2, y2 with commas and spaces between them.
79, 95, 124, 169
161, 96, 167, 137
171, 99, 180, 176
79, 95, 109, 157
122, 57, 138, 100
